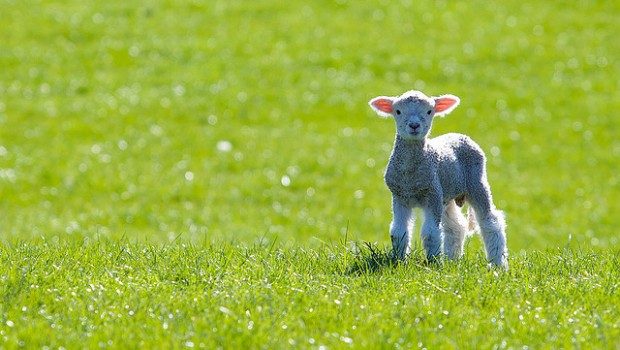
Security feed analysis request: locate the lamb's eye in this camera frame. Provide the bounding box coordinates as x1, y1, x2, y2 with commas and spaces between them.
427, 110, 432, 115
396, 110, 401, 115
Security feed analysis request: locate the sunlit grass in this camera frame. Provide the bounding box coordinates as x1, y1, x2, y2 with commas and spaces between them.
0, 0, 618, 347
0, 241, 618, 348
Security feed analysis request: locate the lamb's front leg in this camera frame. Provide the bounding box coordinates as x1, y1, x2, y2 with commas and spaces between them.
390, 196, 413, 259
421, 195, 443, 262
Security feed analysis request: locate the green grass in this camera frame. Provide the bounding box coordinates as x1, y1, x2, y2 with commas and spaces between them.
1, 0, 618, 249
1, 242, 619, 348
0, 0, 618, 347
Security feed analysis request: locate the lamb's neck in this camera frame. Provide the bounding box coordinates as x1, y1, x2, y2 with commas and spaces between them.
393, 134, 428, 161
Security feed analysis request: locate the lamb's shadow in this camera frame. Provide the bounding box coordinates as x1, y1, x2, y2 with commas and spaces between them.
345, 242, 434, 275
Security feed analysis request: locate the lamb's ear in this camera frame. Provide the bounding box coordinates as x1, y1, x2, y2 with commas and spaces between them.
369, 96, 395, 118
433, 94, 460, 117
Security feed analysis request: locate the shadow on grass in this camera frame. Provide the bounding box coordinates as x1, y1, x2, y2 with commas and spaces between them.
345, 242, 432, 275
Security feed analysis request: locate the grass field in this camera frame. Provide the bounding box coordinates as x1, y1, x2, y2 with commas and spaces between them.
1, 0, 619, 348
1, 242, 619, 348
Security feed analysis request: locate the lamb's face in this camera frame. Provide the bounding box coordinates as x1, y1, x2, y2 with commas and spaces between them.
391, 95, 435, 141
369, 90, 461, 140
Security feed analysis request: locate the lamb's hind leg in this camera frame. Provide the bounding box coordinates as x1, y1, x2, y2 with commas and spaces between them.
468, 179, 508, 269
441, 200, 468, 260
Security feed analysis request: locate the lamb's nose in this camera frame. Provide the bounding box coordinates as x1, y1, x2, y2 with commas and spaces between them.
408, 122, 420, 130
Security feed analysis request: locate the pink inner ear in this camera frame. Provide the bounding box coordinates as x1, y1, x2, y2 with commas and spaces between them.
372, 98, 394, 113
434, 97, 458, 113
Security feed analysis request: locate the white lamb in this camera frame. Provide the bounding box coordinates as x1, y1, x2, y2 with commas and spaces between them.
369, 90, 508, 268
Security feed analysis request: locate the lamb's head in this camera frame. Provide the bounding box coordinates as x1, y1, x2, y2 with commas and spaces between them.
369, 90, 460, 141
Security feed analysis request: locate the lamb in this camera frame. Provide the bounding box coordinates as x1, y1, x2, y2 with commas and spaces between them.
368, 90, 508, 268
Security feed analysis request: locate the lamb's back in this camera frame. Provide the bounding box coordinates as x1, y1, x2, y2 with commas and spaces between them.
429, 133, 486, 201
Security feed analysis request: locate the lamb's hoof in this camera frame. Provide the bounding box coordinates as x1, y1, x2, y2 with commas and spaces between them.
487, 258, 509, 271
444, 251, 464, 261
425, 254, 443, 266
388, 249, 405, 262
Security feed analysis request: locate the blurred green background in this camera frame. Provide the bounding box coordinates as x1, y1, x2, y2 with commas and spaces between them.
0, 0, 618, 251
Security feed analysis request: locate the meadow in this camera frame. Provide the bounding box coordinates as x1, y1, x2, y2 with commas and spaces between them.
0, 0, 618, 348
